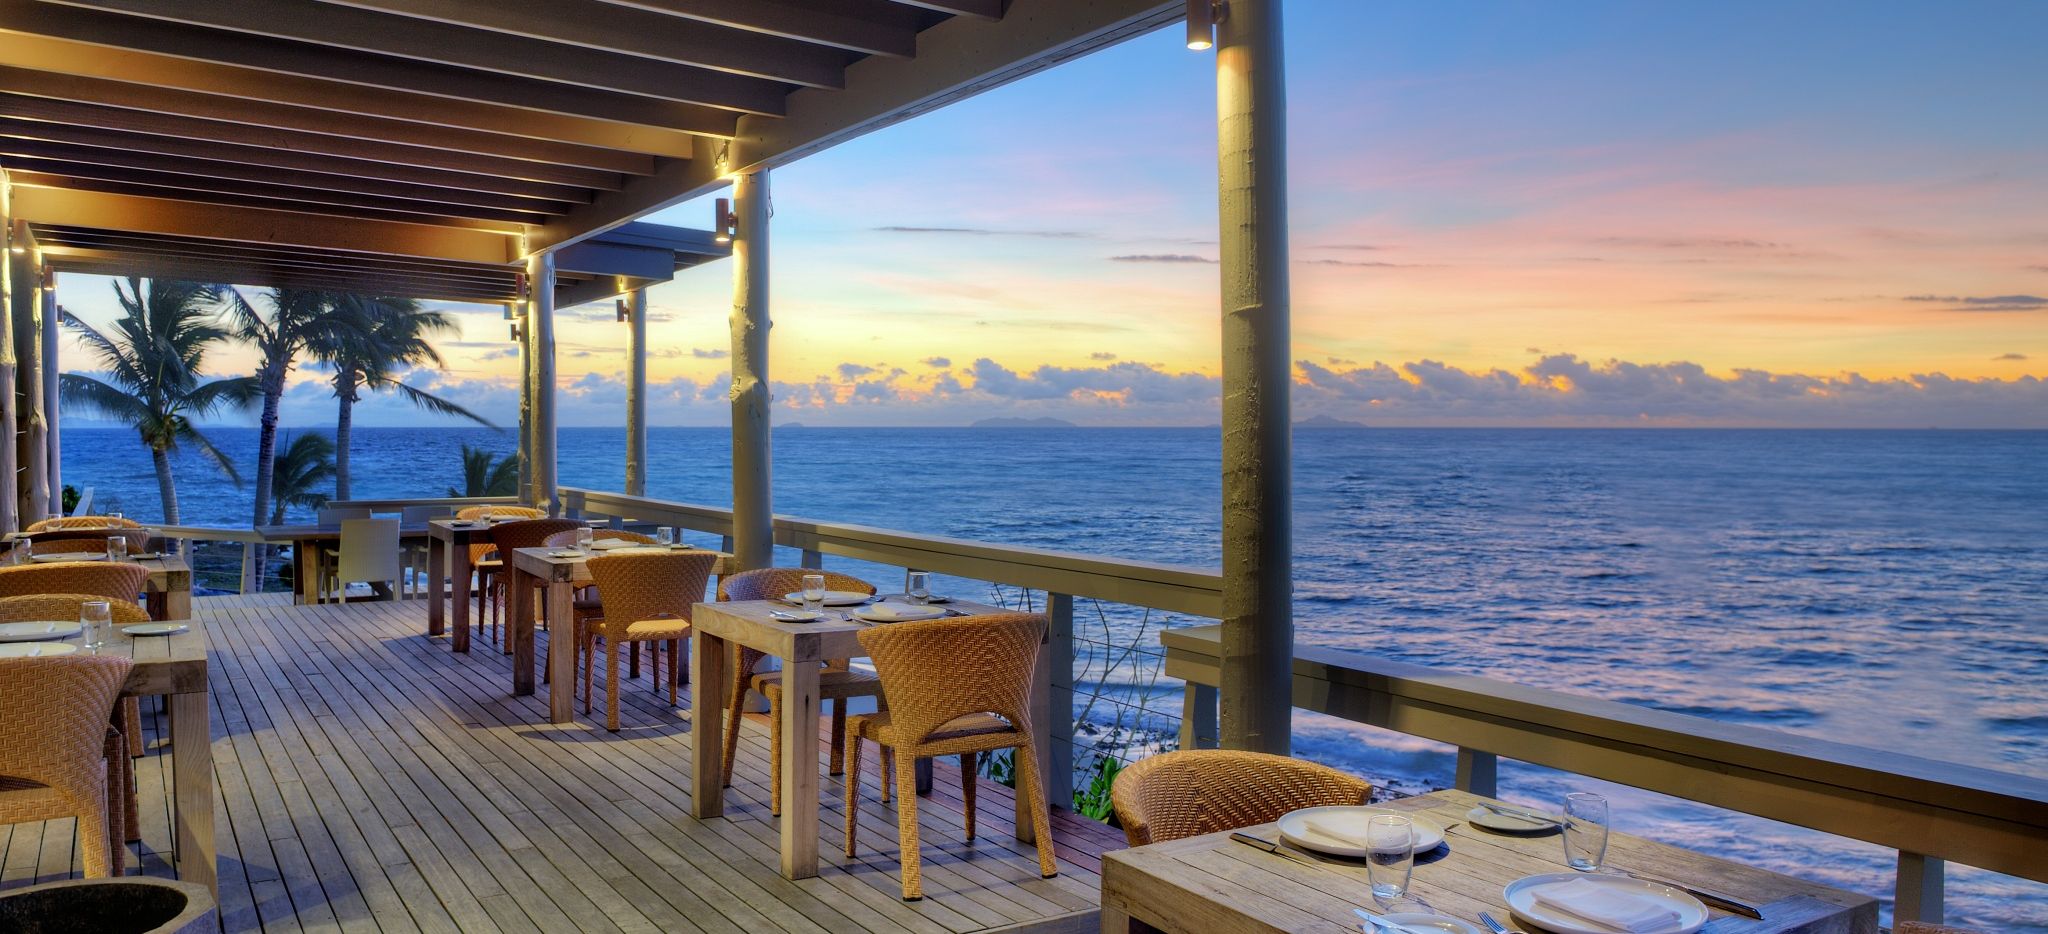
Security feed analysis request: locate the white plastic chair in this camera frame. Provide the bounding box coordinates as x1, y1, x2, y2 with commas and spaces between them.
323, 518, 401, 603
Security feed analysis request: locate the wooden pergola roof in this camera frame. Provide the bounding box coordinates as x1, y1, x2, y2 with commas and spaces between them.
0, 0, 1181, 297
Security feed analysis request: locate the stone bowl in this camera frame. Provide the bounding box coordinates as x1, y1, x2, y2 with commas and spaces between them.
0, 878, 214, 934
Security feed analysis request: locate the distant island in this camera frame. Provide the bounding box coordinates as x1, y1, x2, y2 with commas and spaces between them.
970, 417, 1077, 428
1296, 415, 1369, 429
776, 422, 806, 430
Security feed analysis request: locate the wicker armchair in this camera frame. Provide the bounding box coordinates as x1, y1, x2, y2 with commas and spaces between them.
0, 562, 150, 603
456, 505, 545, 643
845, 612, 1057, 901
580, 551, 719, 731
0, 593, 151, 825
0, 655, 136, 877
715, 567, 882, 816
26, 516, 141, 532
1109, 749, 1373, 847
29, 529, 152, 556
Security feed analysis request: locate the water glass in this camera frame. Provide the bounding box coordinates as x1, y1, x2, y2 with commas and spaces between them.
107, 535, 128, 561
906, 571, 931, 605
575, 526, 594, 554
479, 505, 495, 523
108, 511, 123, 529
1365, 814, 1415, 906
656, 526, 675, 547
81, 600, 112, 654
801, 573, 826, 612
1561, 792, 1610, 871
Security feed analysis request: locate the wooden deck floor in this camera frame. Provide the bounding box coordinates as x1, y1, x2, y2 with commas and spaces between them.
0, 593, 1123, 933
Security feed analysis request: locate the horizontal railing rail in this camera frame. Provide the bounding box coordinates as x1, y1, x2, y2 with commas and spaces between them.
1163, 623, 2047, 920
149, 525, 268, 594
326, 495, 520, 512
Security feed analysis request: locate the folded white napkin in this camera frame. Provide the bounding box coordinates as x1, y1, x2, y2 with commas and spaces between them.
589, 538, 636, 550
1300, 819, 1370, 849
1530, 878, 1680, 933
859, 603, 945, 622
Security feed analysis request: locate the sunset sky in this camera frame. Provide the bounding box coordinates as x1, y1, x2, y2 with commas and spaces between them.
57, 1, 2048, 428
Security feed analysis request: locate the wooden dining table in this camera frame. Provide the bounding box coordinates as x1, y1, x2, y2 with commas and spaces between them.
133, 553, 193, 620
106, 617, 214, 896
423, 518, 497, 653
256, 521, 433, 605
1101, 788, 1879, 934
687, 596, 1050, 881
504, 544, 731, 722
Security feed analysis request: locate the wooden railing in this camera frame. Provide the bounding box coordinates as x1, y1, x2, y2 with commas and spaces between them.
1163, 624, 2047, 923
325, 495, 519, 512
152, 525, 267, 594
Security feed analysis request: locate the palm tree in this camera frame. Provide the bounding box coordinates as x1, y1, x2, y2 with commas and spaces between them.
308, 294, 493, 500
269, 432, 336, 525
58, 278, 259, 524
220, 288, 357, 539
448, 444, 518, 497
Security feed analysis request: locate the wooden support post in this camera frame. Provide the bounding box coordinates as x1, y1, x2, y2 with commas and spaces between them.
799, 548, 821, 570
1178, 683, 1219, 750
624, 287, 649, 497
514, 301, 532, 507
1046, 592, 1074, 813
17, 258, 48, 527
1895, 851, 1945, 924
1215, 0, 1293, 754
526, 252, 558, 514
728, 171, 773, 571
39, 275, 58, 517
0, 175, 21, 535
1455, 747, 1499, 798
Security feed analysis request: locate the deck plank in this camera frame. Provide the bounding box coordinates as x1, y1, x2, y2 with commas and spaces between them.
0, 593, 1112, 932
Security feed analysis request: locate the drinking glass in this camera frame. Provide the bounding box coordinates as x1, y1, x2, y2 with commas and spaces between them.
656, 526, 675, 547
1561, 792, 1610, 871
575, 527, 594, 554
81, 600, 112, 654
479, 505, 495, 523
108, 511, 123, 529
906, 571, 931, 605
107, 535, 128, 561
1365, 814, 1415, 907
801, 573, 827, 612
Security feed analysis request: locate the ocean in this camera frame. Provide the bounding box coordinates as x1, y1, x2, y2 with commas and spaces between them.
60, 425, 2048, 928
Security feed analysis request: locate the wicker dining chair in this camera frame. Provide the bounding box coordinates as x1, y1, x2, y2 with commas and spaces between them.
716, 567, 881, 816
0, 562, 150, 603
1109, 749, 1373, 847
29, 529, 152, 557
456, 505, 545, 644
0, 594, 151, 832
26, 516, 141, 533
844, 612, 1058, 901
0, 654, 136, 877
580, 551, 719, 731
479, 519, 583, 654
542, 529, 665, 680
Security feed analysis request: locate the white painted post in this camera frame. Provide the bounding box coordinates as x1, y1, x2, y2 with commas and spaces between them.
0, 178, 21, 535
1179, 684, 1219, 750
527, 252, 558, 515
1895, 851, 1945, 924
1455, 747, 1499, 798
729, 171, 773, 571
1215, 0, 1294, 754
624, 287, 649, 497
514, 300, 532, 505
9, 241, 42, 526
39, 277, 58, 516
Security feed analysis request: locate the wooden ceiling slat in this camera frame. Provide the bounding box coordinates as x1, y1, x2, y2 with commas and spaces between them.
306, 0, 852, 89
0, 140, 579, 215
0, 70, 655, 177
6, 159, 559, 224
11, 170, 543, 230
49, 0, 791, 117
0, 18, 718, 154
36, 230, 518, 284
588, 0, 920, 58
881, 0, 1000, 19
0, 115, 596, 202
48, 252, 520, 301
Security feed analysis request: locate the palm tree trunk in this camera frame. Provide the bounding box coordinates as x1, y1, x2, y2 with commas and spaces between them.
152, 446, 180, 526
334, 373, 356, 501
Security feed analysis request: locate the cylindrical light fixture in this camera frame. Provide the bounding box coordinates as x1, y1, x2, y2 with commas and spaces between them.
712, 197, 736, 244
1185, 0, 1216, 50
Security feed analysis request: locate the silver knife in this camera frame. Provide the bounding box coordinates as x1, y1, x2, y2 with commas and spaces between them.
1618, 870, 1765, 920
1480, 801, 1562, 825
1228, 832, 1321, 867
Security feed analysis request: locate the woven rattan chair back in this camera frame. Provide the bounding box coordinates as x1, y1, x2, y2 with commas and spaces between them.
487, 518, 586, 555
0, 594, 149, 624
26, 517, 141, 532
1109, 749, 1373, 846
30, 529, 151, 555
0, 654, 134, 876
717, 567, 874, 602
585, 551, 719, 625
857, 612, 1045, 746
0, 562, 150, 602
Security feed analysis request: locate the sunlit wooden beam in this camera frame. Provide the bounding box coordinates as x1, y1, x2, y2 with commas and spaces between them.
591, 0, 919, 58
4, 163, 554, 226
0, 13, 721, 153
39, 238, 510, 287
308, 0, 850, 88
8, 185, 520, 264
44, 247, 518, 301
47, 0, 790, 116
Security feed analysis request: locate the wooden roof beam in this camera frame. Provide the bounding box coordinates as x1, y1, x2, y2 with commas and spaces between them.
34, 229, 515, 281
46, 0, 791, 117
43, 242, 512, 288
47, 251, 520, 302
0, 73, 653, 178
590, 0, 920, 58
0, 14, 720, 154
307, 0, 852, 88
8, 185, 521, 265
528, 0, 1182, 252
5, 164, 555, 226
882, 0, 1001, 18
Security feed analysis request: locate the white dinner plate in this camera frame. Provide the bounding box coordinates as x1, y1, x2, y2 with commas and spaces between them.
30, 552, 107, 563
0, 642, 78, 658
1466, 805, 1561, 834
769, 609, 823, 623
546, 550, 584, 559
1381, 913, 1478, 934
588, 538, 639, 551
1277, 806, 1445, 857
0, 620, 84, 642
1504, 873, 1707, 934
853, 603, 947, 623
783, 590, 872, 607
124, 623, 190, 637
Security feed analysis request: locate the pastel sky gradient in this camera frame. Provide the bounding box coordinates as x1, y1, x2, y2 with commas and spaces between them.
56, 1, 2048, 427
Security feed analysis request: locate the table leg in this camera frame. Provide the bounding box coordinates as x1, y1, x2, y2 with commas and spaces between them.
1019, 629, 1053, 844
510, 565, 535, 696
169, 690, 216, 895
689, 628, 728, 819
427, 536, 445, 637
545, 579, 575, 723
451, 542, 472, 654
779, 659, 820, 880
146, 590, 167, 621
163, 585, 190, 621
296, 544, 320, 605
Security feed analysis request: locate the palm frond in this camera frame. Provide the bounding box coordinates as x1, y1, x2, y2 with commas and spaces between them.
388, 381, 497, 428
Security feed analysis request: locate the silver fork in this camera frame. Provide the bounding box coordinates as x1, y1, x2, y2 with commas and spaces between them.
1478, 912, 1523, 934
